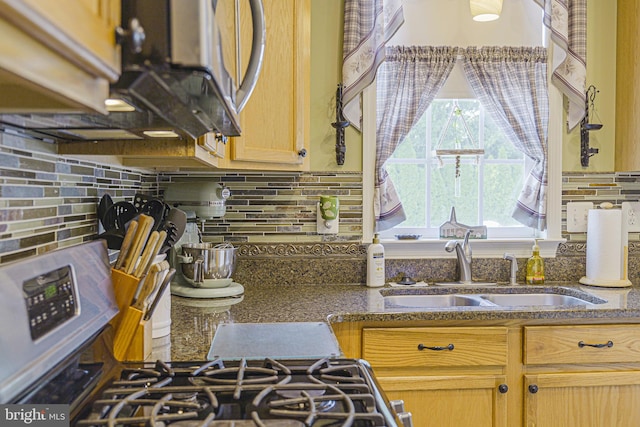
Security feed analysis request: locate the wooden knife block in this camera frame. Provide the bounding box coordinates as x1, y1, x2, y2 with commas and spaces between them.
110, 268, 152, 361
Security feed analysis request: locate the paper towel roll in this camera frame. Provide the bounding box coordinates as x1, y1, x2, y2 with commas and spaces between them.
580, 208, 632, 287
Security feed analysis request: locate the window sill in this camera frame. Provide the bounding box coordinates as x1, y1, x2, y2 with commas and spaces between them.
381, 238, 565, 259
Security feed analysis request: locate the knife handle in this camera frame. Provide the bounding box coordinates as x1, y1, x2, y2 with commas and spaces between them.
134, 231, 160, 278
123, 214, 154, 275
137, 230, 167, 279
115, 220, 138, 270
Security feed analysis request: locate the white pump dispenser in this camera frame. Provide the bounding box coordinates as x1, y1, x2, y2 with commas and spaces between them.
366, 234, 385, 287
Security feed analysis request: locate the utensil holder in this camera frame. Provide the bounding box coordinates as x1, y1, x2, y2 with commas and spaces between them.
126, 320, 152, 361
110, 269, 138, 326
110, 269, 152, 361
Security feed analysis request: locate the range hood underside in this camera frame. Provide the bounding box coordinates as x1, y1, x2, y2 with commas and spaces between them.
0, 68, 241, 142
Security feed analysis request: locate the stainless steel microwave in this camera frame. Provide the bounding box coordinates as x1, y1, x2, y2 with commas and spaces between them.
116, 0, 266, 137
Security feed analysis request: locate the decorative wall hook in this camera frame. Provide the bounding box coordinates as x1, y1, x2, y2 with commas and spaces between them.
331, 83, 350, 165
580, 85, 603, 167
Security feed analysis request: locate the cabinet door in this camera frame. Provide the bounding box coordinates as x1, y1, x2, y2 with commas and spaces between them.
616, 0, 640, 171
378, 375, 508, 427
220, 0, 310, 171
0, 0, 120, 113
524, 372, 640, 427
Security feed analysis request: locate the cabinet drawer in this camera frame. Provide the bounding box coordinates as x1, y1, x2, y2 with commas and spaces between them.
524, 325, 640, 365
362, 327, 508, 368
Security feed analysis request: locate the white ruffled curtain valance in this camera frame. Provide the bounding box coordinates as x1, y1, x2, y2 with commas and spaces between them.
342, 0, 404, 130
533, 0, 587, 131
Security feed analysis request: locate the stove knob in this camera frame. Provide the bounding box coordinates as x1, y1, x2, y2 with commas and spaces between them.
398, 411, 414, 427
390, 400, 413, 427
390, 400, 405, 413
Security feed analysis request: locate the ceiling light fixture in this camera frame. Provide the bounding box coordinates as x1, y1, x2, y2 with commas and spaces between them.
470, 0, 503, 22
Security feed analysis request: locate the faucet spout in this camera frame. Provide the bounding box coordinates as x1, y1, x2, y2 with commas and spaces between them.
445, 230, 473, 283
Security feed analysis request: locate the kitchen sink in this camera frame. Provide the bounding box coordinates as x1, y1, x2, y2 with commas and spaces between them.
480, 293, 595, 307
383, 294, 487, 307
383, 287, 607, 309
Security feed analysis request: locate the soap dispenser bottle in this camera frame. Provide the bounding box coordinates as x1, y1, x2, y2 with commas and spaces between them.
526, 239, 545, 285
367, 234, 385, 287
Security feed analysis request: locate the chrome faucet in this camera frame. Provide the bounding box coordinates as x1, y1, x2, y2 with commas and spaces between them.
503, 253, 518, 285
445, 230, 472, 284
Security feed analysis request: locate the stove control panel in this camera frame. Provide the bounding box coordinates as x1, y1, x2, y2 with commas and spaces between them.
23, 265, 78, 340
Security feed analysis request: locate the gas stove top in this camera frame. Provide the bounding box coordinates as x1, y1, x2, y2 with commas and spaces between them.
75, 358, 395, 426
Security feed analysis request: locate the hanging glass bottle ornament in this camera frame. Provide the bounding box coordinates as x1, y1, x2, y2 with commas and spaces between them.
454, 155, 461, 197
433, 101, 484, 198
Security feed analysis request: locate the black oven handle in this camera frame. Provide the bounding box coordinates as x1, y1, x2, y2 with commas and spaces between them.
236, 0, 266, 112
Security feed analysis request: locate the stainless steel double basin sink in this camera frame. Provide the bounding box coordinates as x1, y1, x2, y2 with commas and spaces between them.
382, 287, 607, 310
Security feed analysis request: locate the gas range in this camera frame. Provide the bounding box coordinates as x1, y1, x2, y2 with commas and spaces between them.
75, 357, 396, 426
0, 241, 410, 426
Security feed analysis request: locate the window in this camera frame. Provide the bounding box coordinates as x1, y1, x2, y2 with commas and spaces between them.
358, 1, 564, 258
380, 97, 536, 240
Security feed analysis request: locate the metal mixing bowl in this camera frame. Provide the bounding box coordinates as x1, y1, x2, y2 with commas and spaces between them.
180, 243, 237, 281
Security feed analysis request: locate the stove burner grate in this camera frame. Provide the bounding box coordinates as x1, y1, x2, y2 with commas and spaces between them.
250, 382, 386, 427
75, 358, 393, 427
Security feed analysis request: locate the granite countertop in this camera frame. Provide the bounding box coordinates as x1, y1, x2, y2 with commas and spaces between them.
159, 282, 640, 361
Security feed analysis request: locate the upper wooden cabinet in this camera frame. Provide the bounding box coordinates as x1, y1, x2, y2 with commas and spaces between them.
58, 133, 226, 170
0, 0, 121, 114
218, 0, 310, 171
615, 0, 640, 171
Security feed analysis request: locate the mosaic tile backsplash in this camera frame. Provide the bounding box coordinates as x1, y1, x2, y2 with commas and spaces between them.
0, 131, 158, 263
157, 171, 363, 244
2, 129, 640, 284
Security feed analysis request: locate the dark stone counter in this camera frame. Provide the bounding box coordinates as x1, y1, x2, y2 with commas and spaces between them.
158, 282, 640, 361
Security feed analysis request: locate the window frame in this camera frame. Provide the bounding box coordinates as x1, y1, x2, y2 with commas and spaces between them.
361, 48, 564, 259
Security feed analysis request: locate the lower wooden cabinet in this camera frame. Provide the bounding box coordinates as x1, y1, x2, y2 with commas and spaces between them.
378, 374, 508, 427
362, 327, 509, 427
333, 321, 640, 427
524, 324, 640, 365
523, 324, 640, 427
524, 372, 640, 427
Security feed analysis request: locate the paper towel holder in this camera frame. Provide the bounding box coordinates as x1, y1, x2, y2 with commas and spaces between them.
579, 203, 632, 288
579, 276, 632, 288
